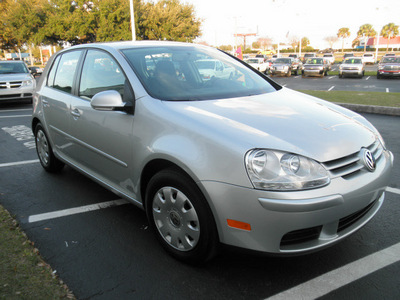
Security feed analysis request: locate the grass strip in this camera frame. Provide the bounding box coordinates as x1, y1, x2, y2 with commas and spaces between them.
298, 90, 400, 108
0, 205, 74, 299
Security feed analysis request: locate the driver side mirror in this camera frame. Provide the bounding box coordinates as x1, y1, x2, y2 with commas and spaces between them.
91, 90, 133, 113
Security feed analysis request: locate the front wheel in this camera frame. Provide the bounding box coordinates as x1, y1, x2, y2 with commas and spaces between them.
34, 123, 64, 172
145, 168, 219, 264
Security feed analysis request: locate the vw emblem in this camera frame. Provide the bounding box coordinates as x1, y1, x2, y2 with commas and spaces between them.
361, 149, 376, 172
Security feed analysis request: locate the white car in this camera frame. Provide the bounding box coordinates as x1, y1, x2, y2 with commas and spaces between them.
323, 53, 335, 65
195, 59, 235, 81
244, 57, 269, 73
362, 53, 376, 64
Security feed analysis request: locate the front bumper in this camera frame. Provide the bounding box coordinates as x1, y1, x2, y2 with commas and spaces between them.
202, 149, 393, 254
378, 70, 400, 77
0, 84, 34, 101
340, 69, 364, 77
303, 69, 324, 76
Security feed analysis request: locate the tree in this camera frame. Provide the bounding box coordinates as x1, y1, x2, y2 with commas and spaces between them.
357, 24, 376, 52
138, 0, 201, 42
257, 37, 272, 51
337, 27, 350, 52
380, 23, 399, 52
301, 37, 310, 49
95, 0, 134, 42
324, 36, 338, 49
0, 0, 48, 51
289, 36, 299, 51
44, 0, 98, 45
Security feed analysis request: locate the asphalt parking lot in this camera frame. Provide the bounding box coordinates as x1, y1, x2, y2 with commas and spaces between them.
271, 64, 400, 93
1, 86, 399, 299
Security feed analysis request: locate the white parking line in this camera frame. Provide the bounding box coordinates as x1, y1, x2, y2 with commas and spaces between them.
328, 86, 335, 91
0, 159, 39, 168
387, 187, 400, 195
386, 88, 390, 93
0, 109, 32, 113
0, 115, 31, 119
366, 76, 370, 80
266, 242, 400, 300
28, 199, 129, 223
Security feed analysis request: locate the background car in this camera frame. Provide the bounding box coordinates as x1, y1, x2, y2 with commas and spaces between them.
362, 53, 376, 64
342, 53, 355, 62
270, 57, 302, 76
195, 59, 235, 81
244, 57, 269, 74
28, 66, 43, 77
377, 56, 400, 79
302, 57, 330, 77
339, 57, 365, 78
323, 53, 335, 65
0, 60, 36, 103
302, 53, 316, 63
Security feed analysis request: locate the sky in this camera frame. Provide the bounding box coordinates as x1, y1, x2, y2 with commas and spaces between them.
183, 0, 400, 49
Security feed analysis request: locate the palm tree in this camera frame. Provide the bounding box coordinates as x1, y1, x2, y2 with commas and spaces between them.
380, 23, 399, 52
337, 28, 350, 52
357, 24, 377, 52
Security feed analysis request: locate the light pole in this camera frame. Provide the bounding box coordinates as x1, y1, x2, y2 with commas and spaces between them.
130, 0, 136, 41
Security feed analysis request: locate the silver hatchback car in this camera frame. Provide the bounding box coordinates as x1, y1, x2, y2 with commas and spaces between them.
32, 41, 393, 264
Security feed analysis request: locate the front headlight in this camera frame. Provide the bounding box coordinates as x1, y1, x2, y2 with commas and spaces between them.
22, 79, 34, 87
245, 149, 330, 191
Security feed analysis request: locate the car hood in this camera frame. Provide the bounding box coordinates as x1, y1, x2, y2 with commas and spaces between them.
341, 63, 363, 68
0, 73, 32, 81
163, 88, 377, 162
304, 64, 324, 67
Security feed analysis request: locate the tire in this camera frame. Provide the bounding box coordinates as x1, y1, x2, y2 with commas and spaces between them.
145, 168, 219, 264
34, 123, 64, 172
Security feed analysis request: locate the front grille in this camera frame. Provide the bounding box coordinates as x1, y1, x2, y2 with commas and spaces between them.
343, 67, 359, 70
338, 199, 377, 232
322, 140, 383, 179
281, 226, 323, 246
384, 65, 400, 71
0, 81, 23, 89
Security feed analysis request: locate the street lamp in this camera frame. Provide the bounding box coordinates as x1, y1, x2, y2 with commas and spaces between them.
129, 0, 136, 41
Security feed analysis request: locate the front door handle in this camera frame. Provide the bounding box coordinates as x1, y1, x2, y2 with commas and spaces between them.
71, 108, 81, 119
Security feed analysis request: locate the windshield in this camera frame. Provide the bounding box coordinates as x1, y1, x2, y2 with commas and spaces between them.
274, 58, 292, 64
381, 57, 400, 63
306, 58, 324, 64
0, 62, 29, 74
121, 46, 276, 101
344, 58, 362, 64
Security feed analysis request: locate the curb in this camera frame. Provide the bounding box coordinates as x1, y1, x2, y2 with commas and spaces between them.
335, 103, 400, 116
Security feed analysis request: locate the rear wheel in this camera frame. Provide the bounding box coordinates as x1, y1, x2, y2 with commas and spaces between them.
145, 168, 219, 264
34, 123, 64, 172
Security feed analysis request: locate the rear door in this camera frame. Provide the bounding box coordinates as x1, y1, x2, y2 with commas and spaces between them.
41, 50, 84, 161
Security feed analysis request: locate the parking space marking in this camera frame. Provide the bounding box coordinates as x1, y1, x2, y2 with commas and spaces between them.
366, 76, 370, 80
0, 159, 39, 168
0, 114, 31, 119
386, 88, 389, 93
2, 125, 36, 149
328, 76, 335, 79
0, 108, 32, 113
387, 187, 400, 195
328, 86, 335, 91
28, 199, 130, 223
266, 242, 400, 300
